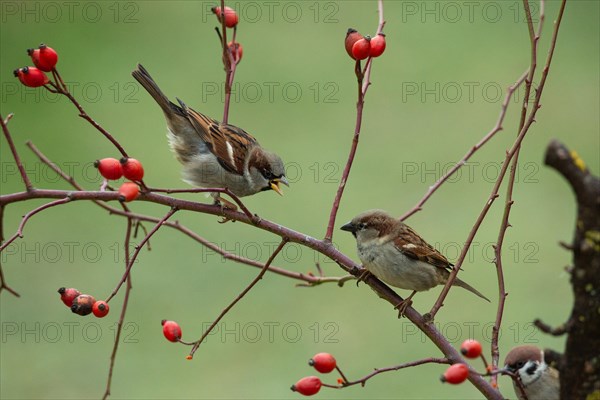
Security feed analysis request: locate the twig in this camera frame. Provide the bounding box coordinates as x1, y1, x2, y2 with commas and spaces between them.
105, 207, 178, 303
428, 0, 567, 320
330, 357, 450, 388
399, 69, 529, 221
102, 217, 134, 400
324, 0, 385, 242
0, 198, 72, 253
533, 318, 571, 336
46, 72, 128, 157
1, 113, 33, 191
0, 258, 20, 297
216, 0, 236, 124
186, 238, 288, 358
491, 0, 545, 386
0, 205, 20, 297
295, 274, 356, 287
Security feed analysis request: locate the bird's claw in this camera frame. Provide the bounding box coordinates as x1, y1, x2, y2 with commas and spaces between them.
394, 299, 413, 318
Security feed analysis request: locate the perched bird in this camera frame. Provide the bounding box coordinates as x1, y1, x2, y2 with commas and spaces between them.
503, 345, 560, 400
340, 209, 489, 315
132, 64, 288, 204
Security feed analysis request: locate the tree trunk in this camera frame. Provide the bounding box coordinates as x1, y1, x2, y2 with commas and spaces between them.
544, 140, 600, 400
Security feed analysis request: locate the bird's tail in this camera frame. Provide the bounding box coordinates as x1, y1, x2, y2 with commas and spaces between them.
453, 277, 490, 302
132, 64, 179, 115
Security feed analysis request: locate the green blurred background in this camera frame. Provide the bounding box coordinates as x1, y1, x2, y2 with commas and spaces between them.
1, 1, 598, 399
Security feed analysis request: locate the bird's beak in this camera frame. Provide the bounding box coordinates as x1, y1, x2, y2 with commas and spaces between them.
340, 222, 356, 232
492, 366, 514, 376
270, 177, 289, 196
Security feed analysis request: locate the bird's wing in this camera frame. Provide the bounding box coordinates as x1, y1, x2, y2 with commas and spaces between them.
392, 225, 453, 270
178, 100, 258, 175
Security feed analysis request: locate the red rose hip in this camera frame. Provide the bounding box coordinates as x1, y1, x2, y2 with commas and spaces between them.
118, 182, 139, 202
345, 28, 362, 58
291, 376, 322, 396
120, 157, 144, 181
162, 320, 182, 342
28, 44, 58, 71
95, 158, 123, 180
440, 363, 469, 384
92, 301, 110, 318
212, 6, 238, 28
351, 36, 371, 60
460, 339, 482, 359
309, 352, 337, 373
13, 67, 49, 87
58, 287, 81, 308
369, 33, 386, 57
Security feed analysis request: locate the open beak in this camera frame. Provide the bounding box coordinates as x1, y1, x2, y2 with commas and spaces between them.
270, 176, 289, 196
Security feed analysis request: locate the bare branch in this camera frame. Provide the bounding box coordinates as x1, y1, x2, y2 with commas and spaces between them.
105, 207, 178, 303
324, 0, 386, 242
186, 238, 289, 358
428, 0, 567, 320
399, 70, 528, 221
46, 72, 128, 157
0, 198, 72, 253
1, 113, 33, 191
330, 357, 450, 389
490, 0, 546, 386
102, 217, 134, 400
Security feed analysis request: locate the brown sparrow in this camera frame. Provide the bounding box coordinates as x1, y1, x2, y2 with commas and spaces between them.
340, 209, 489, 315
503, 345, 560, 400
132, 64, 288, 203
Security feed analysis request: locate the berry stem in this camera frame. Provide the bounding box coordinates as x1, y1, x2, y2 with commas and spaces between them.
335, 366, 349, 384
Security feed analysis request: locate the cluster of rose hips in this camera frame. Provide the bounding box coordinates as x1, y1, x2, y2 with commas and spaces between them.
13, 44, 58, 87
94, 157, 144, 202
291, 353, 339, 396
211, 5, 243, 63
441, 339, 484, 384
345, 28, 386, 61
58, 287, 109, 318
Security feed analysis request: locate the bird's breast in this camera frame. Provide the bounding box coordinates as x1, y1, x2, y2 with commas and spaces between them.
357, 241, 440, 291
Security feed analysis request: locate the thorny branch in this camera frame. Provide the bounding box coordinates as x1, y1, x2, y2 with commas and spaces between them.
490, 0, 546, 387
428, 0, 567, 320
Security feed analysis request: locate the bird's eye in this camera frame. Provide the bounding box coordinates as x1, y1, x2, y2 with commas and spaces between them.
516, 361, 525, 369
359, 223, 367, 230
261, 169, 275, 180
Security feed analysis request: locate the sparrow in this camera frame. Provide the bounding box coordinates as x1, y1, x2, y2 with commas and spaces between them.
503, 345, 560, 400
340, 209, 489, 316
132, 64, 288, 204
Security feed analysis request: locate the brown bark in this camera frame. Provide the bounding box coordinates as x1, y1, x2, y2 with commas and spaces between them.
544, 139, 600, 399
